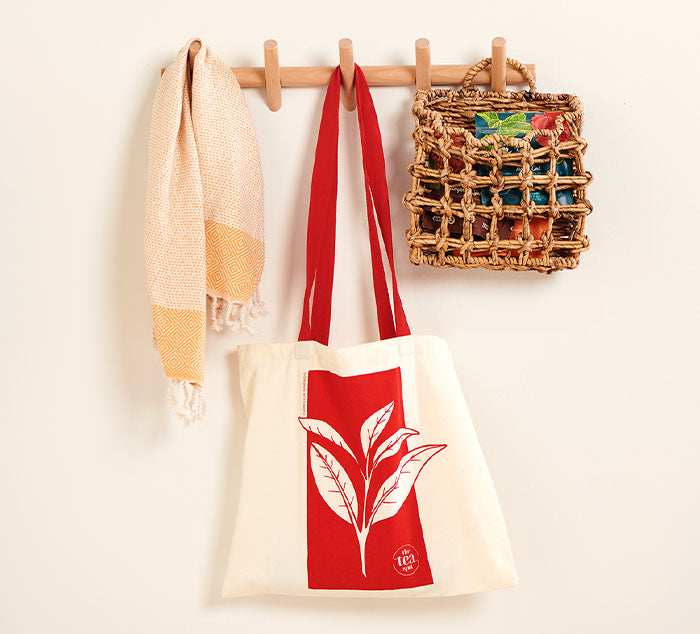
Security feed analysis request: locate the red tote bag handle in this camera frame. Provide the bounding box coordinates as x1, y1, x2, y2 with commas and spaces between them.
298, 66, 410, 345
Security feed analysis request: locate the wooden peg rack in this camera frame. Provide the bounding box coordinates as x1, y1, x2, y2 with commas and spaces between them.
163, 36, 535, 112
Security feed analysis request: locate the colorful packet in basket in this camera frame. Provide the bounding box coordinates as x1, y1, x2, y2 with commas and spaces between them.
475, 111, 575, 208
475, 111, 575, 257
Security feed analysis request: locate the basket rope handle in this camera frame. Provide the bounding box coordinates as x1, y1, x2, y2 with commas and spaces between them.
463, 57, 536, 91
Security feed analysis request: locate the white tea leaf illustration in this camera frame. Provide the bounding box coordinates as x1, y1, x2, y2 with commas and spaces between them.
299, 417, 355, 458
360, 401, 395, 458
300, 398, 447, 577
309, 442, 358, 526
369, 444, 447, 527
372, 428, 419, 470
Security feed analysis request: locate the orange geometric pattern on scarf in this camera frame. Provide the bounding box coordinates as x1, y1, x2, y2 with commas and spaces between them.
151, 306, 206, 382
205, 220, 265, 303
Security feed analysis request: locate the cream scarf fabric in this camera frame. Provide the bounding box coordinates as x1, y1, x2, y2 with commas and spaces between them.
146, 39, 264, 424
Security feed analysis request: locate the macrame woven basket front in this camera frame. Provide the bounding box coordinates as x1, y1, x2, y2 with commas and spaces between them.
403, 57, 593, 273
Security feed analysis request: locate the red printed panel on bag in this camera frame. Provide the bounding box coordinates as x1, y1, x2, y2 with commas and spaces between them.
301, 367, 446, 590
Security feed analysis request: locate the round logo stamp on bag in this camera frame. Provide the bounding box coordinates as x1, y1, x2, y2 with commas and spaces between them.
393, 544, 420, 576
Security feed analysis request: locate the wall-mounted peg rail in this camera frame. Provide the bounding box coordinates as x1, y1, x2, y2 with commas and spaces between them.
164, 37, 535, 112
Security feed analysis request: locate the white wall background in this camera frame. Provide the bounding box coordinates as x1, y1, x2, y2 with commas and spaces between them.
2, 1, 699, 632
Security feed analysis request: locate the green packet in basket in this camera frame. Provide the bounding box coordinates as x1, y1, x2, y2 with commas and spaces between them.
475, 111, 574, 207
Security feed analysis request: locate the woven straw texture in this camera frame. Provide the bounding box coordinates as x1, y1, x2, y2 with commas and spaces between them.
403, 57, 592, 273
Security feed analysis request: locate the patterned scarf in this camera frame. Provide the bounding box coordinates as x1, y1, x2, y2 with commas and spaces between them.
146, 39, 264, 424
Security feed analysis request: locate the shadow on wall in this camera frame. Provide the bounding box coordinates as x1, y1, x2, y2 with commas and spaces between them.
204, 589, 487, 616
110, 72, 169, 441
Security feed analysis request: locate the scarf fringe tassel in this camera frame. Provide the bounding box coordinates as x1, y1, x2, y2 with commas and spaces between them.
207, 288, 266, 335
168, 380, 206, 426
164, 290, 265, 425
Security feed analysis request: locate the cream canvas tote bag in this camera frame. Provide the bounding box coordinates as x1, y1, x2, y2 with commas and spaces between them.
222, 66, 517, 598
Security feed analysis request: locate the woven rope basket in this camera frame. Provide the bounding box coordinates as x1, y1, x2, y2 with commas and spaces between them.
403, 57, 593, 273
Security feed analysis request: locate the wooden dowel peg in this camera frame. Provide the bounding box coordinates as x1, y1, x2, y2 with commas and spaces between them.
263, 39, 282, 111
339, 38, 356, 111
188, 40, 201, 75
415, 38, 431, 90
491, 36, 507, 91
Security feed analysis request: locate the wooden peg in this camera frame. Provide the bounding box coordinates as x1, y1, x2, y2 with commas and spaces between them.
188, 40, 201, 75
339, 38, 356, 111
415, 38, 431, 90
263, 39, 282, 112
491, 36, 507, 91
